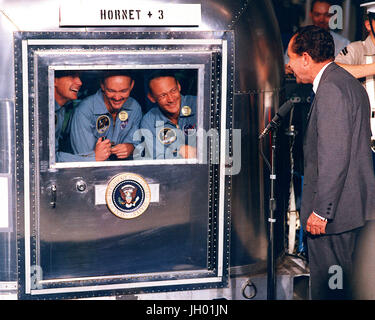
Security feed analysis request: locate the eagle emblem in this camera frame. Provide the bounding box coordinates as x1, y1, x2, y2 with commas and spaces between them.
118, 184, 140, 208
105, 173, 151, 219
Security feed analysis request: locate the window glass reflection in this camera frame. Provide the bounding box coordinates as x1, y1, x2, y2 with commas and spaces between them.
53, 69, 198, 163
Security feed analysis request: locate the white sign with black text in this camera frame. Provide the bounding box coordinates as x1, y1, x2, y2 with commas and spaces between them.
60, 1, 201, 27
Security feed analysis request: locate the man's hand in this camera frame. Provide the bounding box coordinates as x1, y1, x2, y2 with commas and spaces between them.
111, 143, 134, 159
95, 137, 111, 161
306, 213, 327, 235
178, 145, 197, 159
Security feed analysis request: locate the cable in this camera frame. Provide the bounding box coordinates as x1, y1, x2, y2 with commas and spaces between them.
259, 136, 271, 172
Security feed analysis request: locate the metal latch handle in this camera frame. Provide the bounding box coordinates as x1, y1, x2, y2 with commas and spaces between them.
50, 184, 57, 208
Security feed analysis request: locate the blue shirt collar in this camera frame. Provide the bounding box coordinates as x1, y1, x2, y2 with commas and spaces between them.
55, 100, 62, 111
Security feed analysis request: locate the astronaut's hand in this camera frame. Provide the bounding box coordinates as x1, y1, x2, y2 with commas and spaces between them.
95, 137, 111, 161
111, 143, 135, 159
178, 145, 197, 159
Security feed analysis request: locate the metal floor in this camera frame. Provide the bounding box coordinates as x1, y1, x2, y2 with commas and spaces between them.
130, 254, 310, 300
0, 254, 310, 300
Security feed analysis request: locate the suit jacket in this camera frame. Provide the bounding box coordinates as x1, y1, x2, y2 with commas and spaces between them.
301, 62, 375, 234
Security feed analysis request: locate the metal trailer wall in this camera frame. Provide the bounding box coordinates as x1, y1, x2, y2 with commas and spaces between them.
0, 0, 286, 298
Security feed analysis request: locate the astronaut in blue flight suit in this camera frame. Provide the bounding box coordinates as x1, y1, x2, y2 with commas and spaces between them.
136, 72, 197, 159
70, 71, 142, 161
54, 70, 96, 162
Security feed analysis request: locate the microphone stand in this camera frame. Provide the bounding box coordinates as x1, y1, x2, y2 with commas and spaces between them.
259, 100, 294, 299
267, 129, 277, 300
259, 128, 278, 300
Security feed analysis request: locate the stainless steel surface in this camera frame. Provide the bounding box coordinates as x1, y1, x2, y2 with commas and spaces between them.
1, 0, 285, 297
15, 30, 233, 297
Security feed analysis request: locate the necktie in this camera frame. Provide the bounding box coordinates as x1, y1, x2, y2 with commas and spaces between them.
308, 90, 315, 104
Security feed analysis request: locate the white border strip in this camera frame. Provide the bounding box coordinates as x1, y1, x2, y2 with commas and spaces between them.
40, 268, 208, 284
22, 40, 31, 294
217, 40, 228, 277
49, 63, 204, 168
31, 277, 221, 295
53, 158, 198, 169
49, 63, 203, 70
27, 39, 222, 46
39, 50, 210, 57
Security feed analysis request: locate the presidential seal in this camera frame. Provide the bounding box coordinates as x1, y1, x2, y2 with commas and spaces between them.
105, 173, 151, 219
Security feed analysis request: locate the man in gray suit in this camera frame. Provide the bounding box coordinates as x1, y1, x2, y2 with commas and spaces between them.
287, 25, 375, 299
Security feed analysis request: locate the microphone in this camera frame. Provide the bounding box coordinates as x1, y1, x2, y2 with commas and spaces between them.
258, 100, 294, 139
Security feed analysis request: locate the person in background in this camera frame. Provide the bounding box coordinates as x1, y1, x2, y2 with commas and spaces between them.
335, 1, 375, 170
285, 0, 350, 73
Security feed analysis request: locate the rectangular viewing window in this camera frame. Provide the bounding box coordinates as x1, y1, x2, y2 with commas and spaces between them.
50, 65, 208, 168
